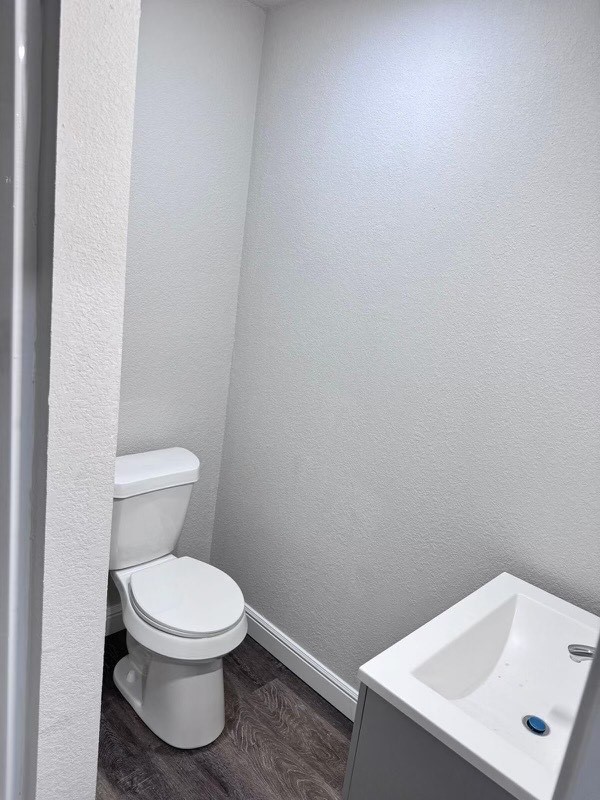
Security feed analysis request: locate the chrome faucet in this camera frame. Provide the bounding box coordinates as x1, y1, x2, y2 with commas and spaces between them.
568, 644, 596, 663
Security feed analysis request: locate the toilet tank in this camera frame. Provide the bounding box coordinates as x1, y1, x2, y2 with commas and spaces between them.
110, 448, 200, 570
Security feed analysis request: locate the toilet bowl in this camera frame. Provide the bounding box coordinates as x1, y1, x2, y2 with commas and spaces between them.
109, 448, 247, 749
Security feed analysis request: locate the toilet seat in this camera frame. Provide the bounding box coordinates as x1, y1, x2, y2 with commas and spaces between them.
129, 556, 245, 639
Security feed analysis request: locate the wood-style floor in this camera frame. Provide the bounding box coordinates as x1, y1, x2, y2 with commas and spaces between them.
97, 631, 353, 800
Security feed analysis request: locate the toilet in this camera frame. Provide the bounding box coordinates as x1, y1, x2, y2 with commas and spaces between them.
109, 447, 247, 749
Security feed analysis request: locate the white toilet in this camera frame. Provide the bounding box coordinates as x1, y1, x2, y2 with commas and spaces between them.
109, 447, 247, 749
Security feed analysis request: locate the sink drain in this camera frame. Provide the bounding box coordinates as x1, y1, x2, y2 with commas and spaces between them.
523, 715, 550, 736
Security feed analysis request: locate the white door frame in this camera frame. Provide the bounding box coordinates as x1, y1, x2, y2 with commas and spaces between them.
0, 2, 57, 797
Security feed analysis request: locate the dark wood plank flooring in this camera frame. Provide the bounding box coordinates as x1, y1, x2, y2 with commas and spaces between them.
97, 631, 353, 799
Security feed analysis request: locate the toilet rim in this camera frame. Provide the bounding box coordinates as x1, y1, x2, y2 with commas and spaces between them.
130, 587, 246, 640
111, 555, 248, 661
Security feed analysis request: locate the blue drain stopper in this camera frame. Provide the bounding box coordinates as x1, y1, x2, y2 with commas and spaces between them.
526, 716, 548, 735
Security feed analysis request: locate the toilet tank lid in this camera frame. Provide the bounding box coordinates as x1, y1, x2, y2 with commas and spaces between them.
114, 448, 200, 499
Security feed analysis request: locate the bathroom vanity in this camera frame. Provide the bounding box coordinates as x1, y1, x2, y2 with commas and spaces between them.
344, 685, 513, 800
343, 574, 600, 800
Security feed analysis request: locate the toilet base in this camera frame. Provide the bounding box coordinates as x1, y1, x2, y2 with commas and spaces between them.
114, 634, 225, 749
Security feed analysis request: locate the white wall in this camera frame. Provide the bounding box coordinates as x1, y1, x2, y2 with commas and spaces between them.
34, 1, 139, 798
213, 0, 600, 688
117, 0, 265, 561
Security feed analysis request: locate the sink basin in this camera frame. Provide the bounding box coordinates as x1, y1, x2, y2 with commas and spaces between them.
359, 573, 599, 800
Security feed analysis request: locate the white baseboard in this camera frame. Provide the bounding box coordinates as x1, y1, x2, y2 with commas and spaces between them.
245, 604, 358, 721
104, 600, 358, 721
105, 602, 124, 636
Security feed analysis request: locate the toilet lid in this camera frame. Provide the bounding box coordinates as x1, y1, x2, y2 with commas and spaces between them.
129, 557, 245, 638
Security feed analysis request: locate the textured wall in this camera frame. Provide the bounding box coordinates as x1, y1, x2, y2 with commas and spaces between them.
213, 0, 600, 687
34, 1, 140, 798
117, 0, 265, 562
250, 0, 294, 8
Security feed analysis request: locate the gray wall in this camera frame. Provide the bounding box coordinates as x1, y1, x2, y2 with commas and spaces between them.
117, 0, 265, 561
213, 0, 600, 688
